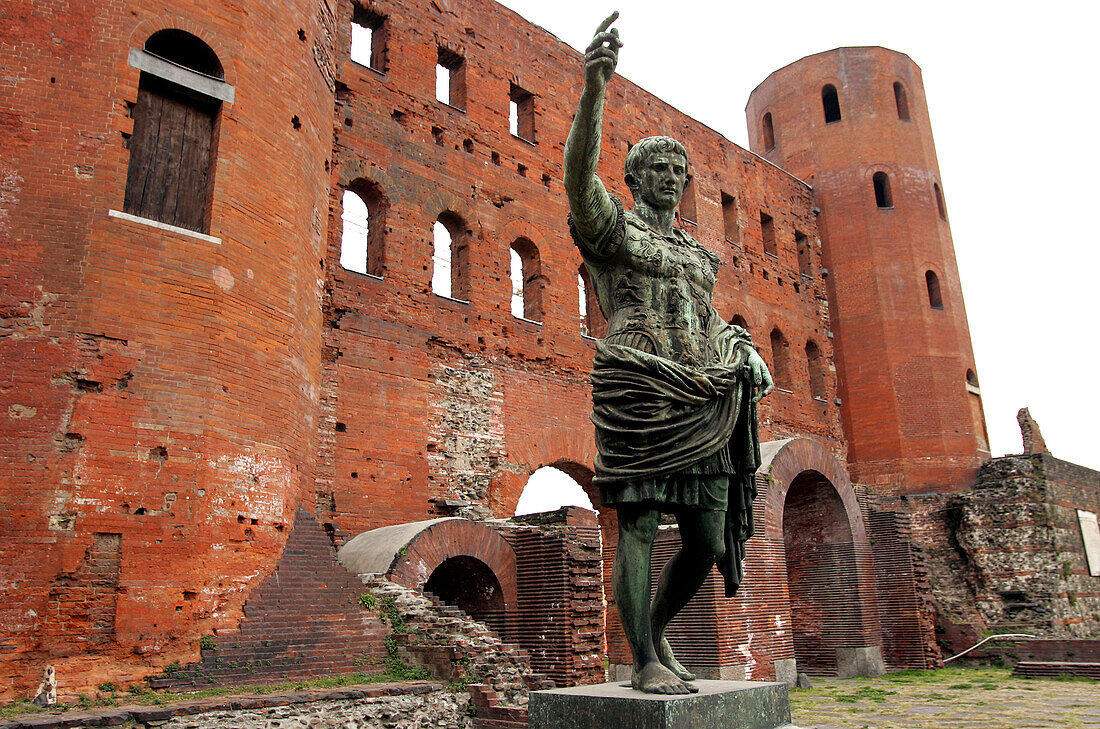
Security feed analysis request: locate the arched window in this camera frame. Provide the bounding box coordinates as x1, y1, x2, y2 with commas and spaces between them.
934, 182, 947, 220
806, 340, 827, 400
433, 212, 469, 300
762, 112, 776, 151
124, 30, 231, 233
340, 182, 385, 276
578, 265, 605, 338
873, 172, 893, 208
893, 82, 910, 121
144, 30, 223, 77
730, 314, 748, 330
341, 190, 370, 275
822, 84, 842, 123
770, 327, 792, 390
510, 238, 543, 322
926, 270, 943, 309
966, 369, 979, 390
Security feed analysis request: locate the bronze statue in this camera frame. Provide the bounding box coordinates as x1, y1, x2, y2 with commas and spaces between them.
564, 12, 774, 695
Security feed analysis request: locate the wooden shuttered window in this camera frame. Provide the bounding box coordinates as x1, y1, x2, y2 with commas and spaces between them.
124, 74, 218, 233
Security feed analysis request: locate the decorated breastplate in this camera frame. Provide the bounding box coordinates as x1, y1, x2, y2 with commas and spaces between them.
600, 213, 722, 367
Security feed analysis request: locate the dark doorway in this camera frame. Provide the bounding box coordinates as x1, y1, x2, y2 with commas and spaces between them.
783, 470, 863, 675
425, 556, 506, 636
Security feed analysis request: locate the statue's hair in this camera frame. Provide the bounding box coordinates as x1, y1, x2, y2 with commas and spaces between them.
624, 136, 691, 193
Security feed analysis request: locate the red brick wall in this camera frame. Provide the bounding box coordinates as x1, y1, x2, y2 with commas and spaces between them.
747, 47, 987, 494
149, 508, 389, 690
1, 0, 334, 698
502, 508, 605, 687
317, 0, 845, 539
3, 0, 850, 698
864, 508, 940, 670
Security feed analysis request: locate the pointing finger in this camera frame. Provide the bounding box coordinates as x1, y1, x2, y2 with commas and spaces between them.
595, 10, 619, 35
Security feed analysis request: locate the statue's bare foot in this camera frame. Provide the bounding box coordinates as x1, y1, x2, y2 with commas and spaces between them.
631, 661, 699, 694
656, 636, 696, 681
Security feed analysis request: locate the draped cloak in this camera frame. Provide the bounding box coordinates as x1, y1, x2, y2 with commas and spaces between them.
591, 340, 761, 597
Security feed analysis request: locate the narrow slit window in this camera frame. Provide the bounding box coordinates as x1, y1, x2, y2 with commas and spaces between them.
350, 8, 386, 71
432, 221, 452, 297
433, 212, 470, 300
577, 273, 587, 335
510, 238, 543, 322
721, 192, 739, 243
893, 81, 910, 121
509, 83, 535, 142
578, 265, 605, 338
762, 112, 775, 151
873, 172, 893, 208
679, 176, 697, 224
761, 212, 776, 257
436, 47, 466, 109
124, 30, 225, 233
770, 328, 792, 390
806, 340, 827, 400
926, 270, 943, 309
822, 84, 842, 123
934, 182, 947, 220
795, 231, 812, 278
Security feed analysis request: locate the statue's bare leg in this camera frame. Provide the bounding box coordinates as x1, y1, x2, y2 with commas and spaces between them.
650, 509, 726, 683
614, 505, 695, 694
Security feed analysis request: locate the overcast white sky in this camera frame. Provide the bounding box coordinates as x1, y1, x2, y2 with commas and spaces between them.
499, 0, 1100, 473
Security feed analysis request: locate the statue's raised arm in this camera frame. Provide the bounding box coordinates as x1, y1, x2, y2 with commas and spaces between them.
564, 12, 623, 247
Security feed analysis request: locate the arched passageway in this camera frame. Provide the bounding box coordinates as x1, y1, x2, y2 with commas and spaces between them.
513, 465, 594, 515
425, 555, 506, 636
783, 469, 866, 675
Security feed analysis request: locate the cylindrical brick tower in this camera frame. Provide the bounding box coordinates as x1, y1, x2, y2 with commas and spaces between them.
746, 47, 989, 494
0, 0, 333, 696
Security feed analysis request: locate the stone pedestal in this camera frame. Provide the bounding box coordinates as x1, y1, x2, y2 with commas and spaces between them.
528, 680, 796, 729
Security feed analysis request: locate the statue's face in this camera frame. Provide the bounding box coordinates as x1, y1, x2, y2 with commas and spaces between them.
636, 152, 688, 212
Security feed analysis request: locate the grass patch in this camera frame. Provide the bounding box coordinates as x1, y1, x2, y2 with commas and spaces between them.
0, 671, 435, 719
833, 687, 898, 704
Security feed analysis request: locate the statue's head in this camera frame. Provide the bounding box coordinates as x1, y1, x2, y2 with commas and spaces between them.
624, 136, 691, 212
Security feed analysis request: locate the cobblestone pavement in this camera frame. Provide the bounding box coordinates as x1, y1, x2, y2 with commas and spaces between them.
789, 667, 1099, 729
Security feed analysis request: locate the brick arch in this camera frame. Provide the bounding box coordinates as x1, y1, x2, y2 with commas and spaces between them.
422, 190, 476, 229
338, 159, 399, 205
339, 518, 517, 612
864, 164, 899, 184
497, 218, 555, 276
758, 438, 865, 543
127, 18, 238, 83
492, 426, 597, 516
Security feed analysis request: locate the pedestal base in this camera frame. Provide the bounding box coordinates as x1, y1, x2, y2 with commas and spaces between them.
528, 680, 796, 729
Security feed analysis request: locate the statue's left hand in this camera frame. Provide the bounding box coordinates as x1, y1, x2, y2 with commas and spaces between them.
743, 349, 775, 404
